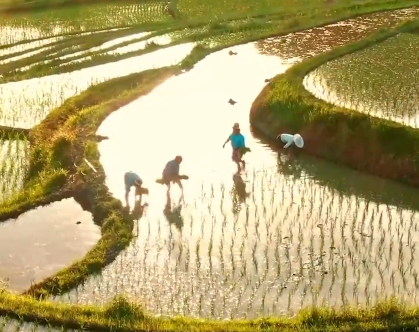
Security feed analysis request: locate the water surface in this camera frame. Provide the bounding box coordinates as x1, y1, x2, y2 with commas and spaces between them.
0, 198, 100, 292
0, 43, 194, 128
0, 0, 168, 45
0, 316, 83, 332
51, 9, 419, 318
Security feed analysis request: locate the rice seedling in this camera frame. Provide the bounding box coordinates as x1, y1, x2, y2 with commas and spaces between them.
0, 0, 170, 45
48, 152, 419, 319
0, 316, 80, 331
178, 0, 355, 21
3, 4, 417, 82
304, 32, 419, 128
0, 134, 29, 202
1, 0, 419, 329
0, 35, 66, 58
0, 43, 194, 128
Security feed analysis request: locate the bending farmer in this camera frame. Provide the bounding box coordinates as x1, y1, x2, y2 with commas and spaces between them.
223, 122, 246, 172
162, 155, 184, 194
278, 133, 304, 149
124, 171, 143, 207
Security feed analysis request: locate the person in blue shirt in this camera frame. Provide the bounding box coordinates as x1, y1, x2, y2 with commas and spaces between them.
162, 155, 183, 193
124, 171, 143, 208
223, 122, 246, 172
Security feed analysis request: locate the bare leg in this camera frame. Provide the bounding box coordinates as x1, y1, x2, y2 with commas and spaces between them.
236, 161, 241, 172
125, 189, 130, 208
175, 179, 184, 200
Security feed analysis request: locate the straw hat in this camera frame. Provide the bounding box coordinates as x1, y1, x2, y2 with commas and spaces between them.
233, 122, 240, 130
293, 134, 304, 148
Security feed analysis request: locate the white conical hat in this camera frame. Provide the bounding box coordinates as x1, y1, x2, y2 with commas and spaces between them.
293, 134, 304, 148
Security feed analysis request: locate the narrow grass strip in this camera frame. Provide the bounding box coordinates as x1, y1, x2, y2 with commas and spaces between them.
19, 67, 175, 298
250, 18, 419, 186
1, 294, 419, 332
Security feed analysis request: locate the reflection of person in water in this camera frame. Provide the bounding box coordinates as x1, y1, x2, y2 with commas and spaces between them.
130, 200, 147, 220
276, 153, 302, 180
231, 172, 250, 214
163, 192, 184, 231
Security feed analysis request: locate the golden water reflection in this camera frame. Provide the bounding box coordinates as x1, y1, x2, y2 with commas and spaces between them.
0, 198, 100, 293
53, 34, 419, 318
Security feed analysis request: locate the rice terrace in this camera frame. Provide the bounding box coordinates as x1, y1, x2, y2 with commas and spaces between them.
2, 0, 419, 330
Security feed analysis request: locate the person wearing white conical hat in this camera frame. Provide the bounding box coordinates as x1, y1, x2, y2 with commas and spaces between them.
223, 122, 246, 172
277, 133, 304, 149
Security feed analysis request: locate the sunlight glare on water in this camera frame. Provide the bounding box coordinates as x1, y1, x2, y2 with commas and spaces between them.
0, 43, 194, 129
52, 9, 419, 319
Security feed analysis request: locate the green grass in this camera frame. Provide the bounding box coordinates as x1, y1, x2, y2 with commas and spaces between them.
251, 18, 419, 186
0, 0, 170, 45
305, 32, 419, 127
0, 133, 28, 202
2, 295, 419, 332
178, 0, 357, 21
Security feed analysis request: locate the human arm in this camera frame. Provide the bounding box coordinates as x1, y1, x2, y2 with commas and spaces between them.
222, 135, 231, 148
283, 140, 294, 148
281, 134, 294, 148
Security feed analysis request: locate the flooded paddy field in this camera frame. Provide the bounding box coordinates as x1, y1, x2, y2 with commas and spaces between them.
0, 43, 193, 128
0, 2, 418, 326
0, 316, 85, 331
0, 136, 28, 202
304, 31, 419, 128
45, 9, 419, 319
0, 0, 169, 45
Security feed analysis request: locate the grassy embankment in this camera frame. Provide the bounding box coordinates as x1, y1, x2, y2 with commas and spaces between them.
1, 0, 419, 82
251, 18, 419, 187
1, 0, 419, 330
2, 294, 419, 332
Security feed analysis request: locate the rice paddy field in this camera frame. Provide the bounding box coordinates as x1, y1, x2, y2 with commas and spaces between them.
1, 0, 419, 330
0, 134, 28, 202
0, 0, 170, 44
304, 32, 419, 128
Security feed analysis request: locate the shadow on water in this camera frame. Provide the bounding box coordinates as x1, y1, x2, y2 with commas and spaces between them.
131, 200, 147, 221
163, 193, 184, 232
256, 133, 419, 212
231, 173, 250, 214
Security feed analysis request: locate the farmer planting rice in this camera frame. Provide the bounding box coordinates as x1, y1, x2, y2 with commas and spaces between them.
278, 133, 304, 149
156, 155, 188, 194
223, 122, 250, 172
124, 171, 145, 208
